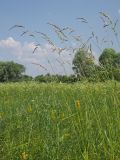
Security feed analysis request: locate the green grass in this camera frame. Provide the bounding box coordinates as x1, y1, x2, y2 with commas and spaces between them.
0, 81, 120, 160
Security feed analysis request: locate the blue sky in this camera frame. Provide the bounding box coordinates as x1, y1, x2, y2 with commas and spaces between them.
0, 0, 120, 76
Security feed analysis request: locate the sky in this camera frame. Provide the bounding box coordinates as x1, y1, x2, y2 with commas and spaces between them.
0, 0, 120, 76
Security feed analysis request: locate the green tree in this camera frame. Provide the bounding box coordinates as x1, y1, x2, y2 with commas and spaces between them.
21, 75, 33, 82
0, 61, 25, 82
99, 48, 120, 81
72, 48, 96, 79
113, 53, 120, 68
113, 53, 120, 81
99, 48, 116, 66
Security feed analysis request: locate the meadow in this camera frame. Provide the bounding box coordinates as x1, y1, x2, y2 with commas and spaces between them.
0, 81, 120, 160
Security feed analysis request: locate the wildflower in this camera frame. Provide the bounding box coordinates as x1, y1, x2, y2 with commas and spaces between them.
75, 100, 80, 109
27, 106, 32, 113
21, 152, 28, 160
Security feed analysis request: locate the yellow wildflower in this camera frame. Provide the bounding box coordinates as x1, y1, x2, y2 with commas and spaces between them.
64, 133, 71, 138
75, 100, 80, 109
21, 152, 28, 160
27, 106, 32, 113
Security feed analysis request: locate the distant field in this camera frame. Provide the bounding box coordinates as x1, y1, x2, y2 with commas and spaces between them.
0, 82, 120, 160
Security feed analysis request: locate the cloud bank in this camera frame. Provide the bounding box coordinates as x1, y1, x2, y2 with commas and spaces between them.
0, 37, 73, 76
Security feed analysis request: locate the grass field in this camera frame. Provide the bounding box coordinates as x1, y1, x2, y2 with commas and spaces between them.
0, 81, 120, 160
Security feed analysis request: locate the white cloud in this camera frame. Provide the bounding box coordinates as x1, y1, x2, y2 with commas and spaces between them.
0, 37, 20, 48
118, 9, 120, 15
0, 37, 73, 76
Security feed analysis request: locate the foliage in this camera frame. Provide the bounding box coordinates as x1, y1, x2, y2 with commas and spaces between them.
72, 48, 96, 79
113, 53, 120, 68
20, 75, 33, 82
72, 47, 120, 82
35, 74, 78, 83
0, 61, 25, 82
99, 48, 116, 66
99, 48, 120, 80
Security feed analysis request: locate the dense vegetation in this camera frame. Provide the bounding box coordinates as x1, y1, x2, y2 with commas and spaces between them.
72, 48, 120, 82
0, 82, 120, 159
0, 61, 25, 82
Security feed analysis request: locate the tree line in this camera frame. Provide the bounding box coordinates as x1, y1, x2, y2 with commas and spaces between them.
0, 47, 120, 83
73, 48, 120, 82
